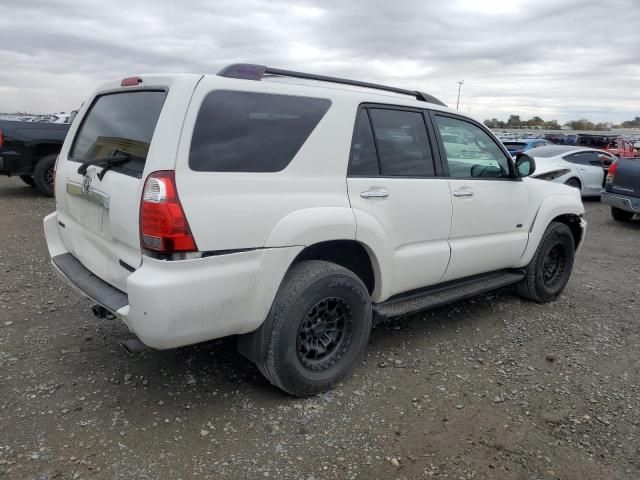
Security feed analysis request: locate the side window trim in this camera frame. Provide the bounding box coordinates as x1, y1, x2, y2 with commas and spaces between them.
347, 108, 381, 177
365, 108, 384, 176
422, 110, 445, 177
429, 111, 518, 180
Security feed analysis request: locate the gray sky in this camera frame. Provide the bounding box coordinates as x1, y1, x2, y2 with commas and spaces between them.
1, 0, 639, 123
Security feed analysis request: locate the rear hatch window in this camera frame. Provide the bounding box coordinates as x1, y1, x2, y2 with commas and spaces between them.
70, 90, 167, 177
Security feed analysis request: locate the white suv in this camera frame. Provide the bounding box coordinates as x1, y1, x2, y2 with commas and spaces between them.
44, 64, 586, 396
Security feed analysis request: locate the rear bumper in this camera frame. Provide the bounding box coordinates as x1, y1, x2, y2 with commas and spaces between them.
601, 192, 640, 213
44, 212, 302, 349
0, 152, 31, 175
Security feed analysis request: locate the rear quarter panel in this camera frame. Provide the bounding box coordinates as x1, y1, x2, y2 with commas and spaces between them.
174, 77, 360, 251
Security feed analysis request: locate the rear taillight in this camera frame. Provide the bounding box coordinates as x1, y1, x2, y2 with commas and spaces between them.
606, 160, 618, 185
0, 128, 3, 147
140, 171, 197, 253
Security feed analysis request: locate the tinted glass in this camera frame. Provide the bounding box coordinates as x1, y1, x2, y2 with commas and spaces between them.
564, 152, 593, 165
368, 109, 434, 176
435, 115, 511, 178
70, 91, 167, 174
190, 91, 330, 172
349, 110, 379, 176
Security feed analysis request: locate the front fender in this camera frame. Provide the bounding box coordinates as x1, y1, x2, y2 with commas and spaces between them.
514, 193, 584, 267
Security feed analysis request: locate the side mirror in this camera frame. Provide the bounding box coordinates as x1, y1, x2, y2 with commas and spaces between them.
515, 153, 536, 177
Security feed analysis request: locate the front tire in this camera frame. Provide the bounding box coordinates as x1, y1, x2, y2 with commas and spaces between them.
255, 260, 372, 397
33, 154, 57, 197
611, 207, 634, 222
517, 222, 575, 303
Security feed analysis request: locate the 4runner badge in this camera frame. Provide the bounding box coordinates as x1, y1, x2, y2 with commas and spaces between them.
82, 175, 92, 195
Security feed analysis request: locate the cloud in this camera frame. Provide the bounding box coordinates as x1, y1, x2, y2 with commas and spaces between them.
1, 0, 638, 122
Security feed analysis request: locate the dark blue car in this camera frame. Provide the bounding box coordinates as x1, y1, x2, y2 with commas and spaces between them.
503, 139, 553, 157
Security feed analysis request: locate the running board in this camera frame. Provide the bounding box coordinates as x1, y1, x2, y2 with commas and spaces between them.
373, 271, 524, 320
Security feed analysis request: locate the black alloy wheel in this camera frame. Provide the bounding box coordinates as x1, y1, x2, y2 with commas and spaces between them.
517, 221, 575, 303
297, 297, 354, 372
542, 242, 567, 289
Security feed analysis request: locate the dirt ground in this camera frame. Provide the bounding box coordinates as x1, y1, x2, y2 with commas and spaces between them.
1, 175, 639, 480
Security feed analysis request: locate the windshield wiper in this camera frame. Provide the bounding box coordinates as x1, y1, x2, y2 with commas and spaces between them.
77, 154, 131, 177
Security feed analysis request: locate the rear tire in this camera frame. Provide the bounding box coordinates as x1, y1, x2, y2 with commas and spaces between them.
33, 154, 57, 197
250, 260, 372, 397
611, 207, 634, 222
517, 222, 575, 303
19, 175, 36, 187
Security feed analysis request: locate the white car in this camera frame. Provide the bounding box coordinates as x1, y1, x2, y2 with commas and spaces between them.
44, 64, 586, 396
527, 146, 606, 196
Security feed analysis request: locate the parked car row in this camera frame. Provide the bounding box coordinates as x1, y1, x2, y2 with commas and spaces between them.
516, 144, 638, 222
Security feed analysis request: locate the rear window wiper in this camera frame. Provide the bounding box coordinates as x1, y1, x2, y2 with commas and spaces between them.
77, 154, 131, 177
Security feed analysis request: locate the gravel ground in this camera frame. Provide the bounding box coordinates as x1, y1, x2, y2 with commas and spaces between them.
1, 175, 639, 480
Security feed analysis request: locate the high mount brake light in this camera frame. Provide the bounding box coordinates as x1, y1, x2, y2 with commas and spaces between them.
140, 171, 197, 254
121, 77, 142, 87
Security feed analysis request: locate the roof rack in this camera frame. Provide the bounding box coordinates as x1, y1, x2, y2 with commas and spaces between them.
217, 63, 447, 107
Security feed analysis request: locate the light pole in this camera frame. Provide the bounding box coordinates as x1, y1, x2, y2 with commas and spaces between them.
456, 80, 464, 110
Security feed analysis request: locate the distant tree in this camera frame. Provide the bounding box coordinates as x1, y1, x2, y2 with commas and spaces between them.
506, 115, 521, 128
483, 118, 506, 129
621, 116, 640, 128
565, 119, 595, 130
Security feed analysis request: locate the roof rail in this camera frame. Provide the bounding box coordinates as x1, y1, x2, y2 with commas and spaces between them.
217, 63, 447, 107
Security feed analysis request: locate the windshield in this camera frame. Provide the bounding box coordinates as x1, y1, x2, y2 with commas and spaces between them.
70, 91, 166, 175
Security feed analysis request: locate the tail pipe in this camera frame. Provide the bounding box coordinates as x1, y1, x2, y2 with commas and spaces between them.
121, 338, 150, 354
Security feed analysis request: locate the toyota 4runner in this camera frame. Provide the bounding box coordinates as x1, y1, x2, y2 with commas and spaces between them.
44, 64, 586, 396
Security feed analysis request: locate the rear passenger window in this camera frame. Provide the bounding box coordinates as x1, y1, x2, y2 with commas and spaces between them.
189, 91, 331, 172
349, 110, 380, 176
564, 152, 592, 165
368, 109, 434, 176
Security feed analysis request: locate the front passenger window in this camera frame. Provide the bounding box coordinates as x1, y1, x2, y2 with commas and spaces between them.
434, 115, 511, 178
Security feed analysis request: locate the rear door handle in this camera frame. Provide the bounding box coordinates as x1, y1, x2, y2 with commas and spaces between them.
360, 189, 388, 199
452, 189, 474, 197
